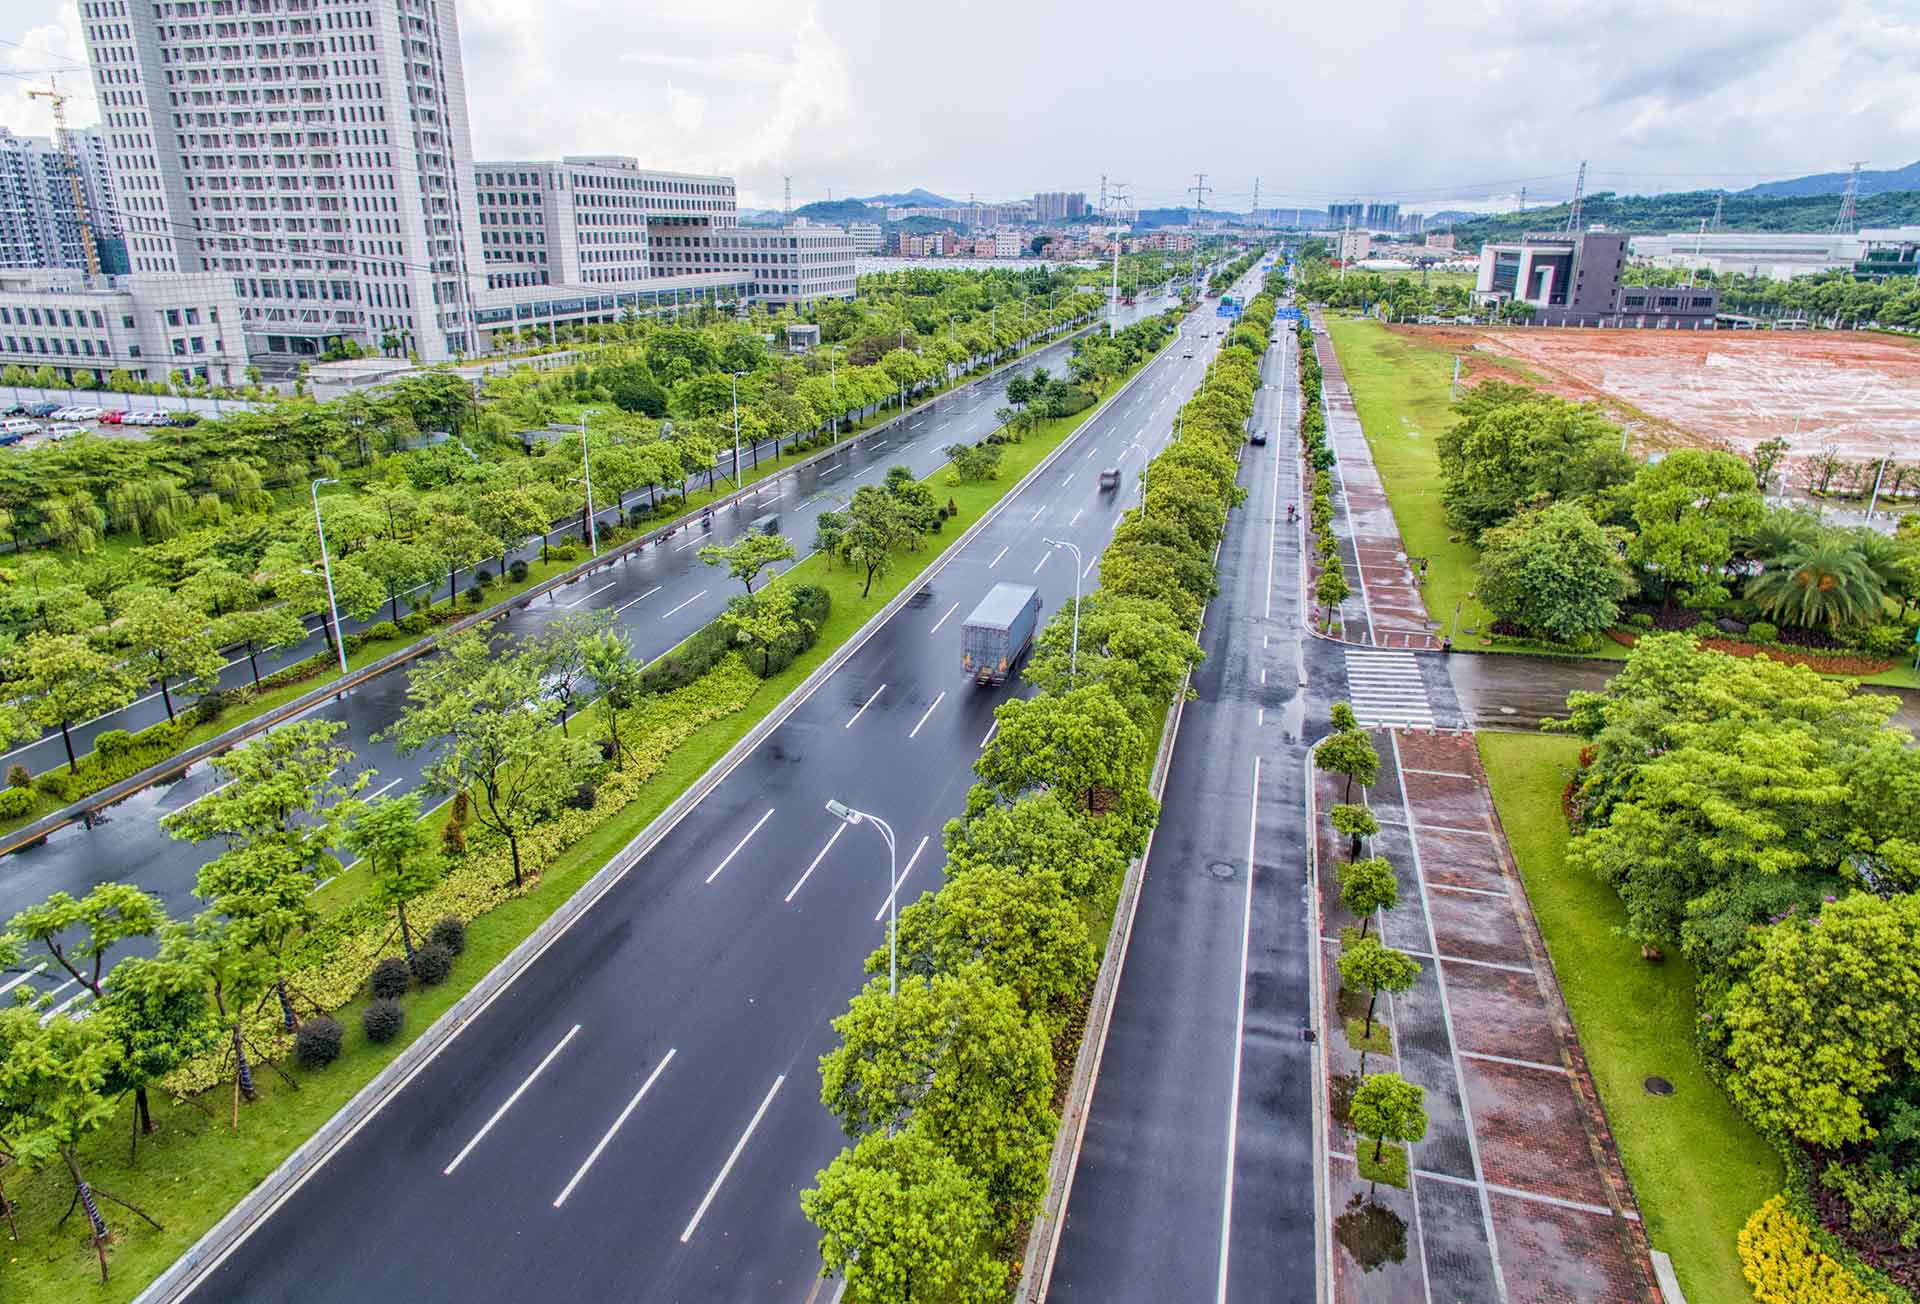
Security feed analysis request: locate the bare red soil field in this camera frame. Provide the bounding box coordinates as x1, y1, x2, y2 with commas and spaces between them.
1401, 326, 1920, 459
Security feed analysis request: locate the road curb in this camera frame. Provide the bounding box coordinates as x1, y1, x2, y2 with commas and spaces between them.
132, 316, 1175, 1304
2, 323, 1102, 861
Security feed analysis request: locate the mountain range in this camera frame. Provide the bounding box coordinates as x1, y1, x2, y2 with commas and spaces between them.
1743, 160, 1920, 198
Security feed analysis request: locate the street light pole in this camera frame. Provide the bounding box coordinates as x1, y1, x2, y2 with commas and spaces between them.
730, 370, 747, 488
578, 411, 599, 557
1868, 439, 1895, 521
825, 800, 898, 1001
1128, 439, 1149, 517
829, 344, 843, 441
1043, 537, 1083, 678
311, 477, 347, 674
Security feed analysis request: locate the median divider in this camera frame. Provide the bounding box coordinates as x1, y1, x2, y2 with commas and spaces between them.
132, 319, 1176, 1304
2, 322, 1103, 862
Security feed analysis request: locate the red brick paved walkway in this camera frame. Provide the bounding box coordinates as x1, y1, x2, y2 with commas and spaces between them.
1309, 314, 1441, 651
1314, 729, 1660, 1303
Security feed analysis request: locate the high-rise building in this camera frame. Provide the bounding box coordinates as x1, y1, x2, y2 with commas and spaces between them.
1034, 191, 1088, 222
0, 127, 123, 273
1363, 201, 1400, 229
77, 0, 488, 363
1327, 202, 1365, 227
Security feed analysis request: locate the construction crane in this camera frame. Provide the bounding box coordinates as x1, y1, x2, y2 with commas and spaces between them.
26, 78, 101, 280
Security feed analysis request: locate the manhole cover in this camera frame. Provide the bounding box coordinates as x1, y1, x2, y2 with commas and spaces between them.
1499, 707, 1516, 715
1643, 1076, 1675, 1097
1207, 860, 1236, 880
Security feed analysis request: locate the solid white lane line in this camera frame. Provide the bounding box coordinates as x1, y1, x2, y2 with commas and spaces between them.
930, 603, 960, 635
784, 822, 847, 903
979, 719, 999, 749
0, 962, 48, 996
365, 776, 403, 802
445, 1024, 582, 1176
615, 585, 664, 614
874, 835, 930, 921
1216, 755, 1261, 1304
563, 580, 618, 608
552, 1047, 676, 1208
662, 590, 708, 619
679, 1075, 785, 1242
706, 808, 775, 885
908, 692, 947, 739
989, 545, 1010, 568
844, 683, 886, 729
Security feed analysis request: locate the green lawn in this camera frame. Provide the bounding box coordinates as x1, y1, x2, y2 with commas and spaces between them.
0, 326, 1174, 1304
1476, 731, 1779, 1304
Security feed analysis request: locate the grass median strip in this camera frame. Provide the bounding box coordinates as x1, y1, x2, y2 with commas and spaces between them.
0, 328, 1170, 1304
1476, 730, 1779, 1304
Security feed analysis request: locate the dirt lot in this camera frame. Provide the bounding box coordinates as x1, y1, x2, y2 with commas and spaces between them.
1403, 325, 1920, 458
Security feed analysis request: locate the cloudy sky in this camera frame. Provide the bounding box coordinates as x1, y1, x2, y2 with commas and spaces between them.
8, 0, 1920, 212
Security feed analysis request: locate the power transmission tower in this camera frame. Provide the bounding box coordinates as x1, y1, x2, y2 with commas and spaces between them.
1832, 161, 1866, 234
1107, 182, 1130, 337
1517, 185, 1527, 215
1252, 176, 1260, 224
1099, 174, 1108, 216
1710, 194, 1724, 231
1190, 173, 1210, 222
1565, 159, 1587, 232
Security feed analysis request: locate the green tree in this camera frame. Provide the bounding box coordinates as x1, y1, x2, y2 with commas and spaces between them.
878, 866, 1093, 1034
1315, 563, 1351, 631
1329, 803, 1379, 861
801, 1128, 1003, 1304
345, 793, 441, 962
975, 683, 1148, 816
358, 537, 438, 624
1337, 936, 1421, 1040
529, 609, 612, 734
698, 532, 796, 597
112, 589, 226, 722
718, 585, 802, 676
1746, 537, 1886, 632
1315, 728, 1380, 802
1722, 891, 1920, 1148
95, 953, 220, 1149
941, 790, 1134, 905
1627, 449, 1762, 615
160, 911, 280, 1119
381, 632, 600, 887
818, 969, 1055, 1216
1350, 1071, 1428, 1166
1337, 856, 1399, 936
1476, 503, 1633, 643
215, 604, 308, 689
5, 883, 166, 1001
1021, 592, 1203, 720
8, 630, 139, 770
582, 625, 643, 755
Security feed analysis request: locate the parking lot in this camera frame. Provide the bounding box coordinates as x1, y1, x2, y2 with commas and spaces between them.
0, 400, 200, 448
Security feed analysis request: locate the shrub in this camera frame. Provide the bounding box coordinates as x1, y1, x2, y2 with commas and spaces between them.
293, 1016, 345, 1069
441, 820, 467, 856
428, 916, 467, 957
365, 620, 399, 642
1747, 620, 1779, 644
410, 940, 455, 985
0, 787, 36, 821
567, 782, 597, 811
509, 559, 529, 582
598, 737, 617, 762
191, 691, 226, 725
464, 583, 486, 606
93, 729, 132, 759
398, 613, 431, 636
33, 770, 70, 801
361, 999, 405, 1044
1629, 612, 1655, 631
5, 763, 28, 790
368, 957, 411, 1000
1738, 1195, 1884, 1303
476, 568, 496, 588
551, 542, 581, 563
450, 789, 470, 823
1860, 623, 1910, 659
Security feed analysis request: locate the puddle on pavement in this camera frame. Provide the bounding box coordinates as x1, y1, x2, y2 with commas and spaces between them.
1335, 1193, 1408, 1273
1329, 1070, 1359, 1130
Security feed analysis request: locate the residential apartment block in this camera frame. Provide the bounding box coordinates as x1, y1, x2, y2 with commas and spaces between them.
0, 126, 124, 273
1034, 191, 1087, 222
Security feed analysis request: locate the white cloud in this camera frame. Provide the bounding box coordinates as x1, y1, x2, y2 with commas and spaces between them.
11, 0, 1920, 211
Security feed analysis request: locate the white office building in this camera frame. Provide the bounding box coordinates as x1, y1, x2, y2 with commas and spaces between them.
0, 267, 246, 385
0, 127, 123, 272
705, 227, 857, 305
76, 0, 487, 364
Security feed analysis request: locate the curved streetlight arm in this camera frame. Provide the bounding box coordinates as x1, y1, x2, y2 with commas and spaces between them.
826, 799, 899, 1000
1042, 537, 1083, 680
311, 477, 346, 674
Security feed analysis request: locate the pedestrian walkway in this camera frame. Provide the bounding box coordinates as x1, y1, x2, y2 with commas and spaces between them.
1309, 313, 1441, 651
1342, 649, 1435, 729
1312, 729, 1660, 1303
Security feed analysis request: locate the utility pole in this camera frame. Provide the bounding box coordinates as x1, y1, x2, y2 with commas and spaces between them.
1565, 159, 1587, 232
1190, 173, 1211, 224
1252, 176, 1260, 224
1107, 182, 1129, 337
1832, 161, 1865, 235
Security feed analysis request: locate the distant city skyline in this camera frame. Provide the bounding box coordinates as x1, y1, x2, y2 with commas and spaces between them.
8, 0, 1919, 214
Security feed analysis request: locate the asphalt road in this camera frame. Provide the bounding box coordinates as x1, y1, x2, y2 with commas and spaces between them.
1050, 289, 1323, 1302
181, 298, 1236, 1301
0, 300, 1178, 1007
0, 317, 1119, 781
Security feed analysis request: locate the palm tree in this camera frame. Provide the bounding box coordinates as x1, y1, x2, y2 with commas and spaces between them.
1741, 506, 1820, 566
1747, 538, 1884, 631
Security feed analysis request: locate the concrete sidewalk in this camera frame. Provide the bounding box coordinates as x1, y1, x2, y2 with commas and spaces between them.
1309, 313, 1441, 651
1313, 728, 1660, 1303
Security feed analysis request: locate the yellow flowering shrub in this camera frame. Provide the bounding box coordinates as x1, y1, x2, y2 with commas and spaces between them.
1740, 1195, 1886, 1304
164, 656, 760, 1094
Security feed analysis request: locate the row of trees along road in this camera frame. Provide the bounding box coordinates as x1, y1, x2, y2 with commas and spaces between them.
1434, 380, 1920, 655
1555, 634, 1920, 1286
0, 608, 657, 1282
0, 275, 1112, 795
800, 301, 1236, 1300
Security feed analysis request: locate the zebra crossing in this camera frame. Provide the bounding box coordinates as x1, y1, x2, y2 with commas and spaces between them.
1342, 647, 1435, 728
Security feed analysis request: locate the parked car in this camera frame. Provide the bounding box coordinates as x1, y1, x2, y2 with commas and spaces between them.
166, 412, 200, 427
66, 406, 101, 420
44, 425, 84, 440
99, 409, 127, 424
24, 401, 59, 418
